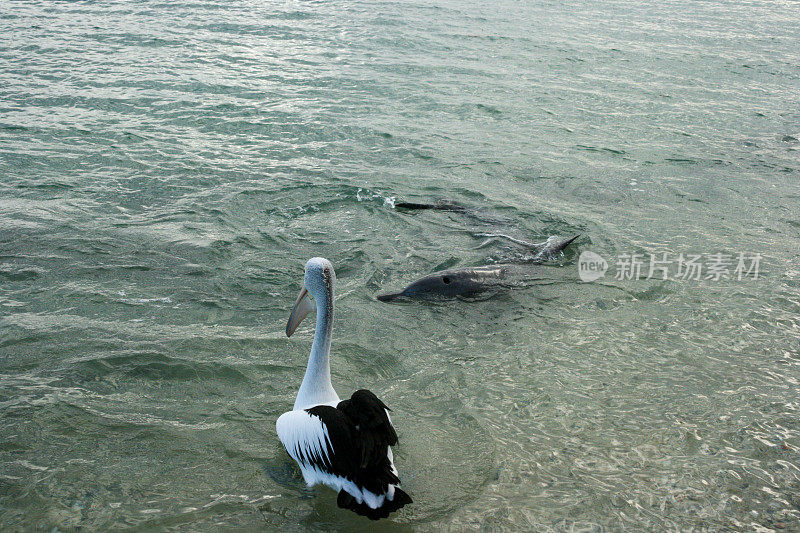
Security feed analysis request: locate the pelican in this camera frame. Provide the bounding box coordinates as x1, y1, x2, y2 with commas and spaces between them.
276, 257, 412, 520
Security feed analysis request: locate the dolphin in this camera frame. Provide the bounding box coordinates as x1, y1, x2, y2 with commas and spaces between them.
395, 201, 468, 213
377, 263, 535, 301
377, 235, 579, 301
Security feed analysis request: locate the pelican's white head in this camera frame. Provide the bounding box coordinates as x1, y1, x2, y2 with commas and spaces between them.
286, 257, 335, 337
303, 257, 335, 302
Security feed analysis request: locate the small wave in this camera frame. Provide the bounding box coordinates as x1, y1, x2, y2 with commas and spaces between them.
116, 292, 173, 306
475, 103, 502, 115
0, 266, 43, 281
575, 144, 627, 155
355, 187, 396, 208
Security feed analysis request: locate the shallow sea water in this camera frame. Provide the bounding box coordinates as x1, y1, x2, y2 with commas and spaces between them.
2, 0, 800, 530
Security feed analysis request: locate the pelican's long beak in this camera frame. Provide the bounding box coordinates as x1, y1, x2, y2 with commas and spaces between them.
286, 286, 315, 337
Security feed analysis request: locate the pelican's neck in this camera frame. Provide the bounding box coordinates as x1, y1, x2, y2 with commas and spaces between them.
294, 292, 339, 410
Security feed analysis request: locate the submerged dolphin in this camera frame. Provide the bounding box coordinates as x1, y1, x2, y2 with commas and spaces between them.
377, 235, 579, 301
395, 201, 468, 212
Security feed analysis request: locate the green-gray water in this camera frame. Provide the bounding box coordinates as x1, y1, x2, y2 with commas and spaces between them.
2, 0, 799, 530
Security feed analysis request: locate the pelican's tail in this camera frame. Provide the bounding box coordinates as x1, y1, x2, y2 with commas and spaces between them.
337, 487, 413, 520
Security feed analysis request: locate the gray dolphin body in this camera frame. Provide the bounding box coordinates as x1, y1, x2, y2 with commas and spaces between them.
394, 201, 467, 212
377, 263, 536, 301
377, 235, 579, 301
